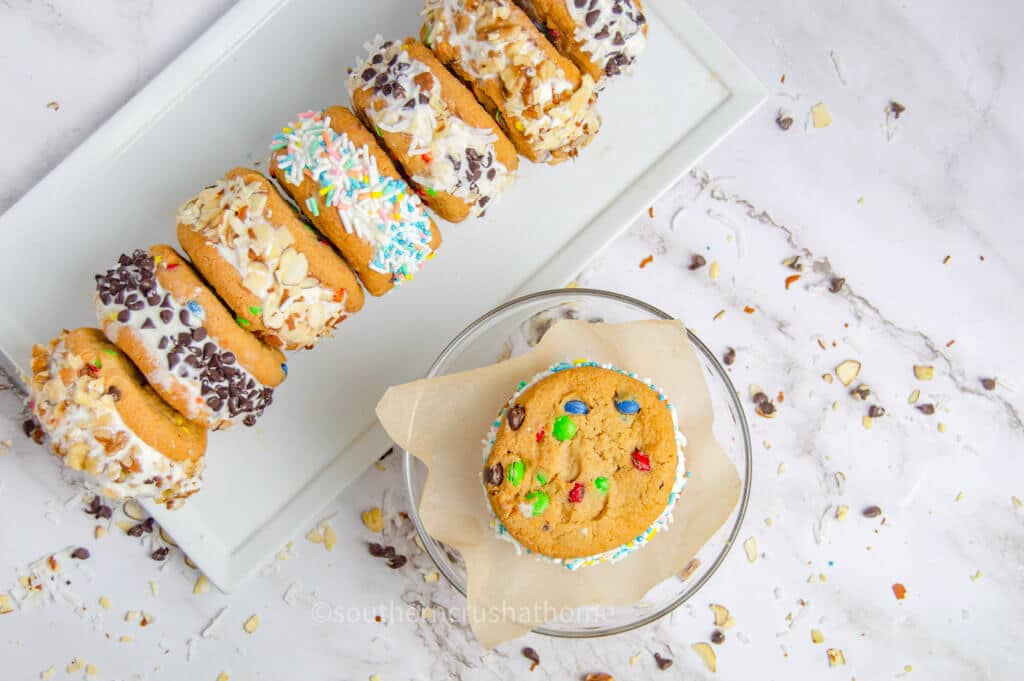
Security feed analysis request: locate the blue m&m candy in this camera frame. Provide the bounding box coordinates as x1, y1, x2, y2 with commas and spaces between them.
564, 400, 589, 415
615, 399, 640, 414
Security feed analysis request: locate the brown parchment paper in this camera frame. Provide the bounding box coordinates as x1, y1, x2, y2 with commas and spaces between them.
376, 320, 741, 647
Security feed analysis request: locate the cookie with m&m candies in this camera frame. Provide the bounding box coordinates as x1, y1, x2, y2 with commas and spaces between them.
269, 106, 442, 297
94, 246, 286, 430
481, 361, 686, 569
26, 328, 206, 509
177, 167, 363, 351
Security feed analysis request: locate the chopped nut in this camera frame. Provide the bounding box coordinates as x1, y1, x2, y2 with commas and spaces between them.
811, 628, 825, 644
217, 673, 230, 681
710, 603, 731, 626
0, 594, 14, 615
691, 642, 717, 672
811, 102, 832, 128
118, 636, 131, 643
40, 666, 56, 680
829, 277, 845, 293
710, 629, 725, 644
913, 365, 935, 380
125, 610, 140, 623
243, 614, 260, 634
835, 360, 861, 386
94, 526, 107, 540
821, 373, 833, 384
708, 261, 720, 281
743, 536, 758, 562
713, 309, 725, 321
776, 111, 794, 130
46, 101, 59, 111
850, 384, 871, 400
723, 347, 736, 366
679, 558, 701, 581
888, 101, 906, 118
522, 646, 540, 670
827, 648, 846, 667
862, 415, 873, 429
981, 377, 997, 391
629, 653, 642, 666
970, 569, 983, 582
193, 574, 210, 595
688, 254, 707, 270
835, 505, 849, 521
653, 652, 673, 670
323, 524, 337, 551
123, 500, 145, 521
782, 255, 803, 270
868, 405, 886, 418
306, 528, 324, 544
98, 596, 112, 610
67, 659, 84, 673
362, 507, 384, 533
862, 505, 882, 518
917, 403, 936, 415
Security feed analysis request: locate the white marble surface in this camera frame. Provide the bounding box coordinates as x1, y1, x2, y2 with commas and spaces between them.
1, 0, 1022, 679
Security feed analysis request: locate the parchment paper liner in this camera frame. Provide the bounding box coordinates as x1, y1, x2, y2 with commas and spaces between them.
377, 320, 741, 647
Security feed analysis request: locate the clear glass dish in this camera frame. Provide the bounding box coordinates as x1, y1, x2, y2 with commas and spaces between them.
402, 289, 752, 638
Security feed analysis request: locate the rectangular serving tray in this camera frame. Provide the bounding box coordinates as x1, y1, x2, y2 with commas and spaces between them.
0, 0, 764, 590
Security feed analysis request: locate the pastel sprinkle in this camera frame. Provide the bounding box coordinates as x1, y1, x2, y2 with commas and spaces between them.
535, 470, 548, 484
552, 415, 577, 441
507, 459, 525, 487
563, 399, 589, 415
165, 263, 179, 270
186, 300, 202, 316
524, 490, 549, 516
426, 188, 437, 197
249, 305, 262, 316
631, 449, 651, 471
281, 363, 288, 376
100, 348, 119, 356
536, 429, 545, 443
236, 317, 251, 327
594, 476, 609, 493
568, 482, 585, 504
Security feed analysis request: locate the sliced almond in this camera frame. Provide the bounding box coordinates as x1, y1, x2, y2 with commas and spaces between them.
306, 528, 324, 544
691, 642, 717, 672
423, 570, 440, 583
149, 580, 159, 597
193, 574, 210, 595
184, 555, 199, 570
0, 594, 14, 615
708, 262, 720, 281
159, 528, 177, 547
862, 415, 874, 430
821, 373, 833, 384
835, 505, 849, 521
322, 524, 337, 552
908, 389, 920, 404
124, 610, 140, 623
243, 614, 260, 634
835, 360, 861, 386
710, 603, 730, 626
217, 674, 230, 681
826, 648, 846, 666
362, 507, 384, 533
811, 102, 832, 128
744, 536, 758, 563
123, 500, 145, 521
94, 526, 107, 540
811, 628, 825, 644
98, 596, 112, 610
679, 558, 701, 581
40, 666, 56, 680
913, 365, 935, 380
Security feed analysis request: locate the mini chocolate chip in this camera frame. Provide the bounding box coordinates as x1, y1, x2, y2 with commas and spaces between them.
383, 546, 396, 559
106, 386, 122, 401
127, 299, 145, 311
916, 403, 936, 415
868, 405, 886, 418
151, 547, 169, 561
485, 463, 504, 486
22, 419, 35, 437
368, 543, 388, 557
142, 517, 155, 533
222, 352, 236, 365
585, 8, 600, 25
723, 347, 736, 366
507, 405, 525, 430
97, 505, 112, 520
776, 112, 794, 130
522, 647, 540, 670
654, 652, 673, 670
710, 629, 725, 644
829, 277, 846, 293
688, 254, 707, 270
981, 377, 997, 391
160, 309, 173, 323
70, 547, 90, 560
117, 309, 131, 323
207, 396, 222, 411
862, 505, 882, 518
127, 523, 145, 537
387, 555, 407, 569
168, 353, 180, 370
243, 414, 257, 427
192, 327, 207, 341
179, 309, 190, 325
157, 337, 169, 350
141, 318, 155, 329
362, 67, 375, 81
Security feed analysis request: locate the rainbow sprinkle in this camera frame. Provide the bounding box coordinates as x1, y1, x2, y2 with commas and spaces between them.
271, 111, 433, 282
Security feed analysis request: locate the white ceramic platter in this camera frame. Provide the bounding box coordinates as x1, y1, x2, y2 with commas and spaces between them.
0, 0, 763, 590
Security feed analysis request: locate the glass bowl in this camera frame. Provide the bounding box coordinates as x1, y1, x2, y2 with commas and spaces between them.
402, 289, 752, 638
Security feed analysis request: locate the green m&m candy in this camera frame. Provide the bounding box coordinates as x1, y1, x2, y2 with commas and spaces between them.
552, 415, 577, 441
594, 476, 609, 493
524, 490, 550, 516
507, 459, 525, 486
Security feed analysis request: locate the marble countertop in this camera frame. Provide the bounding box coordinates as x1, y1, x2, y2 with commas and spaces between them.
2, 1, 1022, 679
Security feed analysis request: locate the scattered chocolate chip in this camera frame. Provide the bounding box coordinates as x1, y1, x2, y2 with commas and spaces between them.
70, 547, 90, 560
22, 418, 36, 437
382, 546, 397, 559
368, 543, 388, 557
522, 647, 540, 670
127, 523, 145, 537
141, 517, 155, 534
758, 401, 776, 416
851, 385, 871, 400
688, 254, 707, 270
829, 277, 846, 293
981, 377, 996, 391
710, 629, 725, 645
485, 463, 504, 486
862, 505, 882, 518
106, 386, 122, 401
776, 112, 794, 130
752, 392, 769, 406
723, 347, 736, 366
654, 652, 673, 670
916, 403, 936, 415
507, 405, 525, 431
97, 505, 112, 520
868, 405, 886, 418
387, 555, 407, 569
889, 100, 906, 119
151, 547, 169, 561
